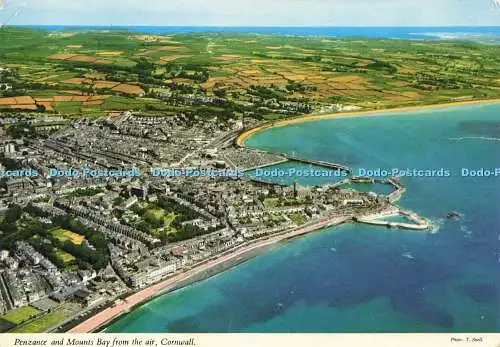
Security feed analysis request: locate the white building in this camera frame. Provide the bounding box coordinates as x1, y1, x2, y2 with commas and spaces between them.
0, 249, 9, 261
4, 143, 15, 154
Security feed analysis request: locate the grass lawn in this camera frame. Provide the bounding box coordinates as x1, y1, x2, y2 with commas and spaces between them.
10, 311, 68, 333
288, 213, 308, 225
145, 208, 165, 220
1, 306, 42, 325
264, 213, 286, 223
164, 212, 176, 227
51, 228, 85, 245
145, 209, 180, 237
263, 198, 279, 208
263, 113, 290, 120
54, 248, 76, 264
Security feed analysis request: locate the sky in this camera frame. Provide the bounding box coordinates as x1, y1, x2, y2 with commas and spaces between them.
3, 0, 500, 26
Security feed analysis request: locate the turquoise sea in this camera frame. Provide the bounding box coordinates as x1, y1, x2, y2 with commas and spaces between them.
20, 26, 500, 42
106, 103, 500, 333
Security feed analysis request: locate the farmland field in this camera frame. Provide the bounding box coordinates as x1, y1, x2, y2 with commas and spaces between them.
0, 28, 499, 119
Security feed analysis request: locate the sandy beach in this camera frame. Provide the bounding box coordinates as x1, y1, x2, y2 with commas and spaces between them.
236, 98, 500, 146
68, 216, 349, 333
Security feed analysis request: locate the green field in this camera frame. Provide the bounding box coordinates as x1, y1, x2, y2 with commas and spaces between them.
144, 207, 165, 221
1, 306, 41, 325
10, 311, 68, 333
263, 198, 280, 208
51, 228, 86, 245
0, 28, 498, 119
54, 248, 76, 263
140, 204, 178, 237
288, 213, 308, 225
53, 101, 82, 114
164, 212, 177, 227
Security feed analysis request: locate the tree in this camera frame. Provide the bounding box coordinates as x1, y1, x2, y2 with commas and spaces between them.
36, 104, 46, 113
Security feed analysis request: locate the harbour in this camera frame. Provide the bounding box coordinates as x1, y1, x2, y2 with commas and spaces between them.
105, 103, 500, 333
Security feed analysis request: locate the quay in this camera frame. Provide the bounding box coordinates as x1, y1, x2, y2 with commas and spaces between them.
355, 209, 431, 231
351, 176, 375, 184
357, 218, 429, 230
243, 158, 289, 171
230, 146, 351, 173
384, 177, 406, 202
235, 125, 352, 173
281, 153, 352, 173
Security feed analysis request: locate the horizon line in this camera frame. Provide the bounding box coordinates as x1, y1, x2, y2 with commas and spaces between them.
10, 24, 500, 28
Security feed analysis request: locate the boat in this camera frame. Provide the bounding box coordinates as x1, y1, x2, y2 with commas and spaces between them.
402, 252, 414, 260
351, 176, 375, 184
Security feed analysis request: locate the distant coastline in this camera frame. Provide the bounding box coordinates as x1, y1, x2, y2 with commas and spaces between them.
12, 25, 500, 40
237, 99, 500, 147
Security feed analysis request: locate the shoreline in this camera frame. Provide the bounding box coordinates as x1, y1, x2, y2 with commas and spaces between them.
236, 98, 500, 146
68, 216, 350, 333
64, 98, 498, 333
95, 241, 278, 333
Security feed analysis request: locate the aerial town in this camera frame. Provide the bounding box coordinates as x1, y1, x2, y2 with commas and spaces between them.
0, 106, 430, 333
2, 26, 488, 333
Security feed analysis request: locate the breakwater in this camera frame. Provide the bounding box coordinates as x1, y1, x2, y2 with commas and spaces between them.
385, 177, 406, 202
356, 209, 431, 231
282, 154, 353, 173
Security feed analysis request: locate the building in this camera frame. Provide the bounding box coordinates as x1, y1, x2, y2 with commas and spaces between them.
4, 143, 15, 154
6, 178, 35, 196
129, 186, 147, 200
0, 250, 9, 261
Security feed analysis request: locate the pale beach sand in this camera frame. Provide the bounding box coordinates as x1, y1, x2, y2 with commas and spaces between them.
69, 217, 349, 333
236, 99, 500, 147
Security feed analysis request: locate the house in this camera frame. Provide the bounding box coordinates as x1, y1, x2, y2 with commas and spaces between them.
0, 250, 9, 261
171, 246, 188, 258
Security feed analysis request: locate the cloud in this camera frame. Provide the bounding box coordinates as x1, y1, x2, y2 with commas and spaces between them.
9, 0, 499, 26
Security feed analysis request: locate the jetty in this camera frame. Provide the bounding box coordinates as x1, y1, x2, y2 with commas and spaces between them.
384, 177, 406, 202
357, 218, 429, 230
244, 153, 351, 173
351, 176, 375, 184
231, 146, 352, 173
282, 154, 352, 173
242, 158, 289, 171
356, 209, 430, 231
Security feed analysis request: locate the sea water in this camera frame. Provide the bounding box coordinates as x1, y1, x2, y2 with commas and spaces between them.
18, 26, 500, 41
105, 103, 500, 333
